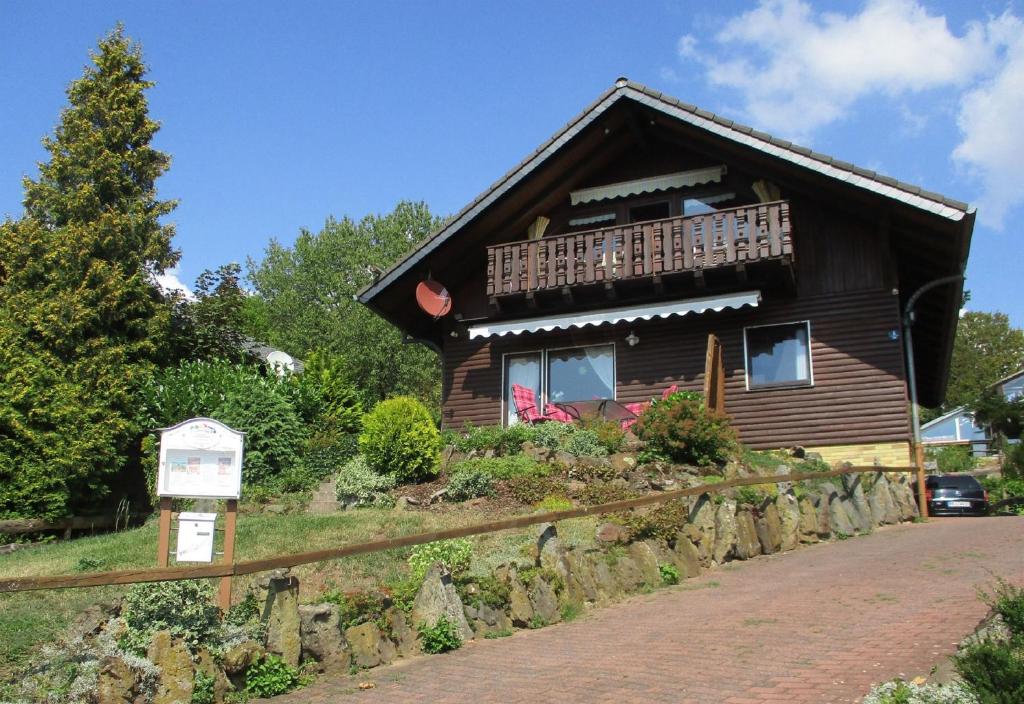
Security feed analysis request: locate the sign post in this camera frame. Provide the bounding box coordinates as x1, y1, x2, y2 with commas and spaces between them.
156, 418, 245, 611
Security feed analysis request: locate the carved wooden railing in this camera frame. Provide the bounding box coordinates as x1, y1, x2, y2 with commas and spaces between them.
486, 200, 793, 296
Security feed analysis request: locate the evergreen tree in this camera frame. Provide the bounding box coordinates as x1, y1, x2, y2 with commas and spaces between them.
0, 26, 177, 517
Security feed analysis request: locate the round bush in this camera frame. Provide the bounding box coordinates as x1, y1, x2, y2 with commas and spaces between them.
334, 454, 396, 507
634, 391, 736, 466
359, 396, 441, 483
120, 579, 220, 653
447, 469, 495, 501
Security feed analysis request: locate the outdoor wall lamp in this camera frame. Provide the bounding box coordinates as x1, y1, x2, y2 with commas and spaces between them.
625, 331, 639, 347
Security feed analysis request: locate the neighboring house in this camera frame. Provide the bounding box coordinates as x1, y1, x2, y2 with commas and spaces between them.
922, 369, 1024, 454
357, 79, 975, 467
241, 339, 305, 376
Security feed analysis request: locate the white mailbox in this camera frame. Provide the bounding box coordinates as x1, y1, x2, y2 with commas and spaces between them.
157, 418, 244, 500
176, 512, 217, 563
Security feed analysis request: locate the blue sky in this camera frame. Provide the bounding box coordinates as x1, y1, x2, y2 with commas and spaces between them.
1, 0, 1021, 325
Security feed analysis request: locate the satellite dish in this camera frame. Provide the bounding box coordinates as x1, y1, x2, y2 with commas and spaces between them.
265, 350, 295, 376
416, 280, 452, 319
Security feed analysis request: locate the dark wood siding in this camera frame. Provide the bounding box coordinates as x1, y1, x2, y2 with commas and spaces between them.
442, 288, 910, 450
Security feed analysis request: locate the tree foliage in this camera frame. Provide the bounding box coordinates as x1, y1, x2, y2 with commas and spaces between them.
0, 26, 177, 517
246, 202, 444, 409
168, 263, 247, 363
944, 311, 1024, 412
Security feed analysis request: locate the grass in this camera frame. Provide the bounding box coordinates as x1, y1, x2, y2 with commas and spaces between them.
0, 504, 601, 680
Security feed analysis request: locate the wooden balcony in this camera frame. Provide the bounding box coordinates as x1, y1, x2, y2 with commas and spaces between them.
486, 200, 794, 298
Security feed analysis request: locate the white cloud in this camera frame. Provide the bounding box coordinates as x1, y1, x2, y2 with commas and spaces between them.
154, 268, 194, 300
676, 0, 1024, 227
952, 13, 1024, 228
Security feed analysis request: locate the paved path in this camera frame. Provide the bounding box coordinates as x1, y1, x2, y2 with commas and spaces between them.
276, 517, 1024, 704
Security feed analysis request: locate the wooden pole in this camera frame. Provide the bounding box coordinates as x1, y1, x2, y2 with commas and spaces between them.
218, 499, 237, 612
914, 443, 929, 519
156, 497, 172, 567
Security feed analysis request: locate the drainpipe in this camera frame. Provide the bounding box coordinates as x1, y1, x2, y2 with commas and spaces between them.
903, 273, 964, 519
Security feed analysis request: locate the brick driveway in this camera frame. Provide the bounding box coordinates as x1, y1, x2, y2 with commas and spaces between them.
274, 517, 1024, 704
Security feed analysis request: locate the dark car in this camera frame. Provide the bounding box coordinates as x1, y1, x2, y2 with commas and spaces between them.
922, 474, 989, 516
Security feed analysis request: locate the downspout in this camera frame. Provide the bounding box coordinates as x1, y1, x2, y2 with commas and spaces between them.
903, 272, 964, 518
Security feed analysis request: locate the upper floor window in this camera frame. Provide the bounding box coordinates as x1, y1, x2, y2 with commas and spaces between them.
744, 321, 812, 389
682, 192, 736, 216
628, 201, 671, 223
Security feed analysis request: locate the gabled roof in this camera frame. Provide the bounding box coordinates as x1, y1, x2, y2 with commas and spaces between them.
359, 78, 972, 305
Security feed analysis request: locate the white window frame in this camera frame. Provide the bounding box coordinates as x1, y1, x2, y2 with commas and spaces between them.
501, 342, 617, 426
742, 320, 814, 391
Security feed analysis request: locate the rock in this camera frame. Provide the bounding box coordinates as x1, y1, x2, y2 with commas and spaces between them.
386, 607, 418, 658
345, 622, 392, 669
264, 503, 286, 514
508, 572, 535, 627
411, 562, 474, 642
734, 509, 762, 560
867, 473, 900, 525
791, 446, 806, 458
712, 498, 738, 563
805, 452, 824, 463
627, 472, 651, 492
775, 493, 801, 551
609, 452, 638, 473
96, 656, 139, 704
889, 474, 920, 521
428, 488, 448, 504
622, 431, 642, 451
564, 548, 600, 603
69, 602, 117, 641
263, 571, 301, 668
685, 494, 717, 566
671, 534, 702, 578
611, 554, 646, 592
522, 441, 553, 462
812, 492, 832, 538
773, 464, 794, 493
587, 551, 623, 600
222, 640, 264, 676
754, 502, 783, 554
596, 522, 631, 545
841, 474, 874, 533
465, 601, 513, 638
649, 477, 678, 491
528, 576, 561, 625
299, 603, 349, 672
395, 496, 419, 511
820, 483, 856, 536
195, 648, 231, 702
554, 450, 577, 466
796, 496, 820, 544
627, 542, 663, 586
566, 479, 587, 495
147, 631, 194, 704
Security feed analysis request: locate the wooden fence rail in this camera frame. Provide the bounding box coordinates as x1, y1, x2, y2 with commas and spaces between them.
0, 465, 916, 595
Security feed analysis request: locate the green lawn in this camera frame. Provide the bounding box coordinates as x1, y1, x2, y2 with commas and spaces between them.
0, 506, 599, 679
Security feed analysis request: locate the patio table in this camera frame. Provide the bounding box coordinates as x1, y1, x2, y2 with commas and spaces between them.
552, 399, 637, 422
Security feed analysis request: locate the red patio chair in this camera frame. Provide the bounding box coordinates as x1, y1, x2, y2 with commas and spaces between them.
510, 384, 572, 424
621, 384, 680, 430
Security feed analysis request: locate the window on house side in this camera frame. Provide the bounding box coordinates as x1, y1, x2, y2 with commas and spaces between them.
745, 322, 811, 389
628, 201, 670, 223
504, 352, 541, 426
547, 345, 615, 405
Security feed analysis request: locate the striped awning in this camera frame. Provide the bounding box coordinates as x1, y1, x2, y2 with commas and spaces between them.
570, 165, 726, 205
468, 290, 760, 339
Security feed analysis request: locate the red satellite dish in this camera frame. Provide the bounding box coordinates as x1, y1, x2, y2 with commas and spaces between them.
415, 280, 452, 319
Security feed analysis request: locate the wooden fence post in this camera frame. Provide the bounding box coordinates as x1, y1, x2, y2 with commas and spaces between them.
156, 496, 172, 567
218, 499, 238, 612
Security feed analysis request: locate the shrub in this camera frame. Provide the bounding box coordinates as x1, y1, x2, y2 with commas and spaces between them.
450, 455, 549, 481
120, 579, 220, 653
1004, 443, 1024, 481
334, 455, 396, 507
981, 576, 1024, 640
360, 396, 441, 483
289, 350, 364, 433
531, 421, 576, 450
417, 615, 462, 654
191, 672, 215, 704
954, 639, 1024, 702
443, 423, 535, 456
534, 495, 573, 512
612, 500, 688, 542
302, 429, 359, 481
139, 360, 307, 491
734, 486, 766, 506
447, 469, 495, 501
659, 563, 680, 585
577, 415, 627, 454
408, 539, 473, 582
927, 445, 978, 473
634, 391, 736, 466
561, 429, 608, 457
244, 654, 301, 697
455, 574, 511, 610
322, 590, 389, 631
508, 475, 568, 505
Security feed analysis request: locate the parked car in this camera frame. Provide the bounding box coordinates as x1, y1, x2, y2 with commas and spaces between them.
918, 474, 989, 516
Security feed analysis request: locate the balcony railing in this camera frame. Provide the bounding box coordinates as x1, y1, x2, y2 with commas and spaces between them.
486, 200, 793, 297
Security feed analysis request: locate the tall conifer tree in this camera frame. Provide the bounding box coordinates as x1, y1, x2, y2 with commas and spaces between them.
0, 26, 177, 517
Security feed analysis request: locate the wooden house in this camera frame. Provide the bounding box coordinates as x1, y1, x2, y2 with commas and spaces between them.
358, 79, 975, 466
